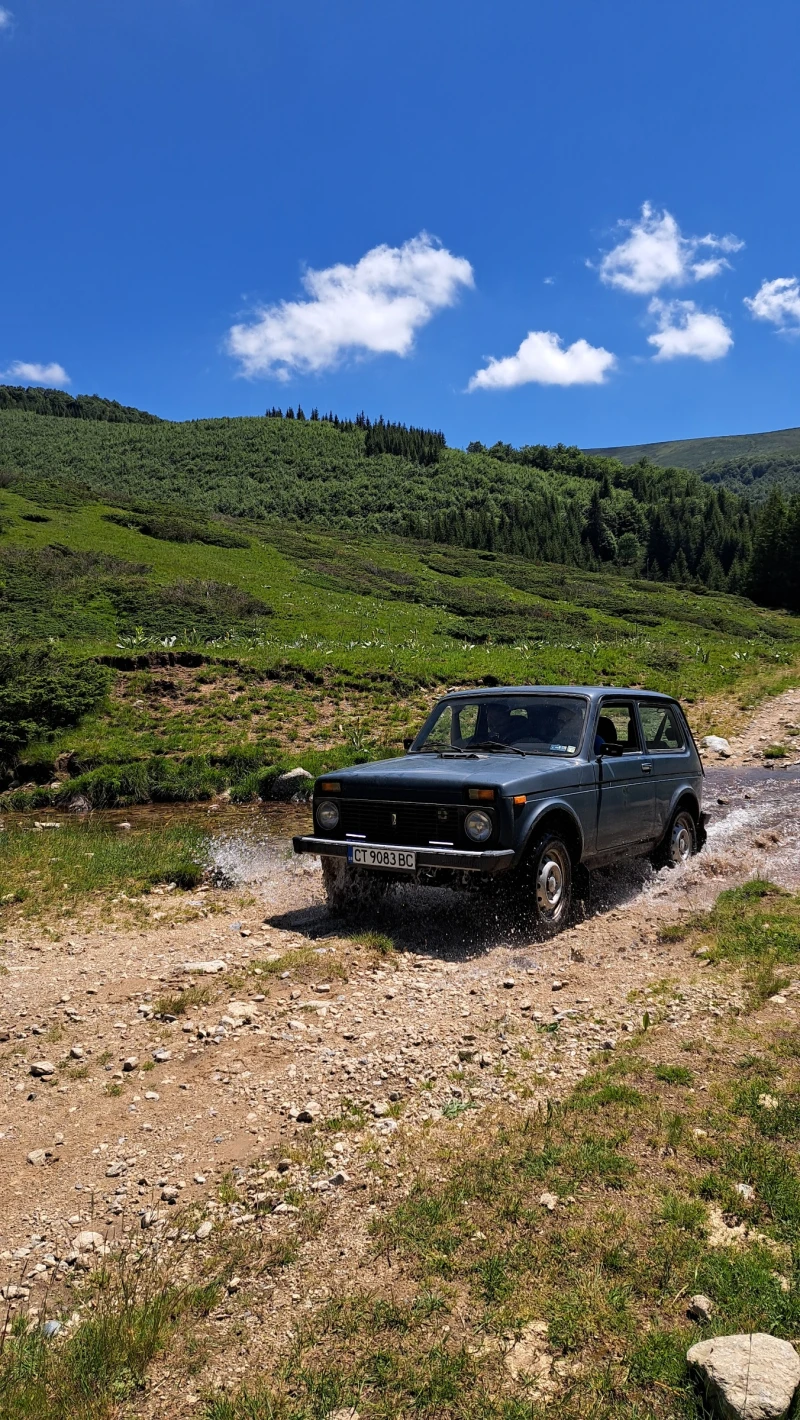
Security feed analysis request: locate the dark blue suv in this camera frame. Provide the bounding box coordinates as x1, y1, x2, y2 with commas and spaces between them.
293, 686, 707, 934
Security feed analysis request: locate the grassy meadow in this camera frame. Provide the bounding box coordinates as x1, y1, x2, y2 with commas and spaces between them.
1, 479, 800, 808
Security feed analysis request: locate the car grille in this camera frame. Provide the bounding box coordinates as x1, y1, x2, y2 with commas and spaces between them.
339, 800, 460, 847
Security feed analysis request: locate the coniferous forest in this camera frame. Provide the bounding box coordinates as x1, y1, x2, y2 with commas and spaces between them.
0, 388, 798, 611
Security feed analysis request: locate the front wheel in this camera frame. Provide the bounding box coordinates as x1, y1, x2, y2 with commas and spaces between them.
653, 807, 697, 869
514, 832, 573, 936
321, 856, 390, 914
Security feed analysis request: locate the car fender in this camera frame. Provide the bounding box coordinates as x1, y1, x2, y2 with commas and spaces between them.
663, 781, 702, 831
514, 796, 587, 867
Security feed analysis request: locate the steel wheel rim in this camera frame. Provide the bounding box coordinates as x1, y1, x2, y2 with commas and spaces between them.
536, 846, 569, 919
671, 813, 694, 863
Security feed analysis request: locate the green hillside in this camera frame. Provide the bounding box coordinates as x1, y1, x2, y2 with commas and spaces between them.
0, 403, 761, 594
1, 476, 799, 807
588, 425, 800, 500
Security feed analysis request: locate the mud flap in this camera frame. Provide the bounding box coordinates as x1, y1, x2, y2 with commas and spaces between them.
697, 812, 709, 851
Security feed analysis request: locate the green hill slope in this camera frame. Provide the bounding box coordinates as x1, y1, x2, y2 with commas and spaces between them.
0, 404, 759, 595
587, 426, 800, 499
1, 479, 798, 805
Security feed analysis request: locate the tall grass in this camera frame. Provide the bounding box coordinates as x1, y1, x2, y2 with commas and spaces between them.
0, 823, 208, 911
0, 1231, 218, 1420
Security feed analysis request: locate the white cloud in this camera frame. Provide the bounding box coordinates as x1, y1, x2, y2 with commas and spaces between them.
597, 203, 743, 295
647, 299, 733, 361
744, 277, 800, 331
2, 360, 71, 386
0, 8, 12, 30
227, 233, 474, 378
468, 330, 616, 390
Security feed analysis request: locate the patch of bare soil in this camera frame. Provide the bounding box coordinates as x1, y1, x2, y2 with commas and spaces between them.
0, 691, 798, 1414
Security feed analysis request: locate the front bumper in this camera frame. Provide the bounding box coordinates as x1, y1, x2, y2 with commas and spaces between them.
292, 835, 515, 875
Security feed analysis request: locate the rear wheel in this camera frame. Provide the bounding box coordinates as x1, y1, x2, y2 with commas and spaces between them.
514, 832, 573, 936
653, 807, 697, 868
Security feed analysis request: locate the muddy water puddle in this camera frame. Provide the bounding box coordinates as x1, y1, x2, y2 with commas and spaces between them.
4, 767, 798, 950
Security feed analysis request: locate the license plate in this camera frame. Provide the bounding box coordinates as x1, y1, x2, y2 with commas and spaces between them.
347, 845, 416, 871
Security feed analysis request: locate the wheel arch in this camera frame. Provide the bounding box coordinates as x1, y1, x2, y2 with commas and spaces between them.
670, 788, 702, 826
520, 803, 584, 867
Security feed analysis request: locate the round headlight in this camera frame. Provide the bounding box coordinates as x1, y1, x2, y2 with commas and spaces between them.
464, 809, 492, 843
316, 799, 340, 830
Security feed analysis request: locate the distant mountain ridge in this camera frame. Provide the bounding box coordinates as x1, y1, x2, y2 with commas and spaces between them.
586, 425, 800, 470
587, 425, 800, 500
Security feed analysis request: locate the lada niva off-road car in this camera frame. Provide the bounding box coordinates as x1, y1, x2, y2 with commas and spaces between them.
292, 686, 707, 934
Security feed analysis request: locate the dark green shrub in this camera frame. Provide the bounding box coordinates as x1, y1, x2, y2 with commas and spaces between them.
0, 648, 110, 764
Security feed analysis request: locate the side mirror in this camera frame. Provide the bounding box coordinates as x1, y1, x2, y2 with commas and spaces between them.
596, 739, 624, 758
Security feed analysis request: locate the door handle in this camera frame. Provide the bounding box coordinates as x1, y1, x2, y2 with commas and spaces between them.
641, 762, 652, 773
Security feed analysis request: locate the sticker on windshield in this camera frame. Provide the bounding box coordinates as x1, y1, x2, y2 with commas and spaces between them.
550, 743, 576, 753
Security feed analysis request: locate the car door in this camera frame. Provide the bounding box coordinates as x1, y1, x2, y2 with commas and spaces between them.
637, 700, 690, 838
593, 699, 655, 852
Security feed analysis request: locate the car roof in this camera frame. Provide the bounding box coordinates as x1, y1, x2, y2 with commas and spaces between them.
443, 685, 679, 703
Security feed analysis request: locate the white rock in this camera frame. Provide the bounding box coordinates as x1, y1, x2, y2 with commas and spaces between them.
27, 1149, 48, 1166
271, 767, 313, 800
688, 1294, 714, 1322
687, 1333, 800, 1420
195, 1221, 213, 1241
73, 1231, 105, 1253
182, 959, 226, 974
297, 1100, 321, 1123
539, 1192, 559, 1212
226, 1001, 258, 1024
30, 1060, 56, 1077
702, 735, 733, 758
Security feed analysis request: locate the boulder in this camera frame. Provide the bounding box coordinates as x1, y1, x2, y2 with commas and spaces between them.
687, 1333, 800, 1420
30, 1060, 56, 1077
270, 767, 314, 800
702, 735, 733, 758
73, 1230, 106, 1253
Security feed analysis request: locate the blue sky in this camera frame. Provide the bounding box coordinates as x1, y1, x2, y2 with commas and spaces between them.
2, 0, 799, 449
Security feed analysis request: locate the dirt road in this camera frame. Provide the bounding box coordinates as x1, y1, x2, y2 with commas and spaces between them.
1, 693, 799, 1409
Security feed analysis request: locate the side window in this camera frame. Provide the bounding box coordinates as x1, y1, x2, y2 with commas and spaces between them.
638, 703, 685, 752
596, 702, 641, 753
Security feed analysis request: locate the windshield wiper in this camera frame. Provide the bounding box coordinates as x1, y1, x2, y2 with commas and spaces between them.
469, 740, 527, 757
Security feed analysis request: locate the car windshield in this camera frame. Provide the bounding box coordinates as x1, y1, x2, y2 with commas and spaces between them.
412, 694, 588, 756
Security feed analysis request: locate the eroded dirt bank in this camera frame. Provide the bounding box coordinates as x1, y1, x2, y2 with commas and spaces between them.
0, 694, 799, 1413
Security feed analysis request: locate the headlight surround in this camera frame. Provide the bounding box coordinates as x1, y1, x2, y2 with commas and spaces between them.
315, 799, 340, 830
464, 808, 493, 843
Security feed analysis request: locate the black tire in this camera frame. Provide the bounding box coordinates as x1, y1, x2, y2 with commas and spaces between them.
514, 831, 573, 936
652, 806, 697, 869
321, 856, 390, 914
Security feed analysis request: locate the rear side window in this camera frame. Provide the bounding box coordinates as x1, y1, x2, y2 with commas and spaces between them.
638, 703, 685, 752
596, 702, 641, 753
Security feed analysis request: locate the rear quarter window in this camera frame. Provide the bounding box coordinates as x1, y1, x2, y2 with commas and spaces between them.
638, 703, 685, 752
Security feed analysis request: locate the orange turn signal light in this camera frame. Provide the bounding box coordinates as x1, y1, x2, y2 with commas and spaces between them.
319, 781, 340, 793
468, 788, 495, 802
513, 795, 527, 806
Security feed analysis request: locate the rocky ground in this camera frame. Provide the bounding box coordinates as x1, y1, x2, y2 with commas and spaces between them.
1, 694, 799, 1414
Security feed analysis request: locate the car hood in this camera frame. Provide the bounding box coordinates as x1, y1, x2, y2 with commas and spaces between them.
321, 753, 588, 800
